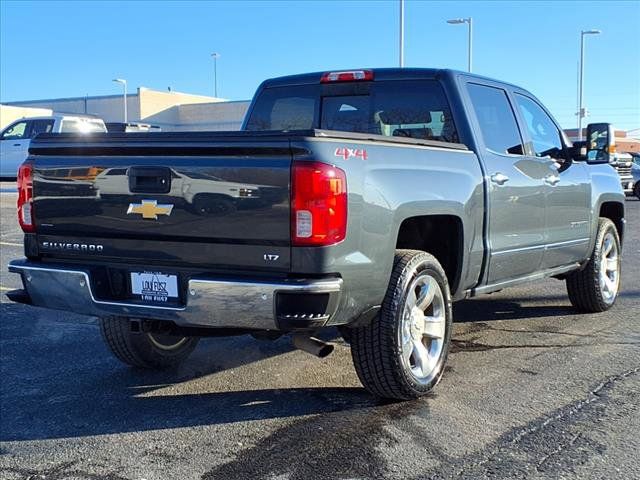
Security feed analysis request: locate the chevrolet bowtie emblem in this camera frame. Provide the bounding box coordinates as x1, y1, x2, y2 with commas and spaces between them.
127, 200, 174, 219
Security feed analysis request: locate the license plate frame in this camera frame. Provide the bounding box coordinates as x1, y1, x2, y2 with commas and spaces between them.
130, 271, 179, 304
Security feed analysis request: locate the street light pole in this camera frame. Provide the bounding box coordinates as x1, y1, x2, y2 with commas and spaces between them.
577, 29, 601, 141
446, 18, 473, 73
211, 52, 220, 97
399, 0, 404, 67
112, 78, 127, 124
467, 17, 473, 73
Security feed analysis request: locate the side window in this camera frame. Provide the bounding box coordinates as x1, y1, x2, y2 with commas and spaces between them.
467, 84, 523, 155
514, 94, 564, 159
1, 121, 29, 140
30, 119, 55, 138
60, 120, 80, 133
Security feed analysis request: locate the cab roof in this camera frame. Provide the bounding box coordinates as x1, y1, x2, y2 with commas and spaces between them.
259, 68, 521, 91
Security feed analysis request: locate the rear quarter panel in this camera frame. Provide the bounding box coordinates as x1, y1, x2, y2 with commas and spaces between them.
291, 137, 485, 325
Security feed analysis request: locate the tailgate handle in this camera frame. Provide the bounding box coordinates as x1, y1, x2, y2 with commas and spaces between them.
128, 166, 172, 194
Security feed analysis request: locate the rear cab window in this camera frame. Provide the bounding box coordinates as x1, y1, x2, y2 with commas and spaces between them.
246, 79, 459, 144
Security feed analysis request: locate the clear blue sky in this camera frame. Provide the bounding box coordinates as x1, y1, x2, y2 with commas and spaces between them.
1, 0, 639, 132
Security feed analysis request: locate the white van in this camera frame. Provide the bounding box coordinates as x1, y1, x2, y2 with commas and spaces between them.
0, 114, 107, 178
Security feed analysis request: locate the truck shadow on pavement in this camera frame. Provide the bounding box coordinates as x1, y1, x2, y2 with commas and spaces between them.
454, 298, 576, 322
0, 303, 380, 442
1, 287, 636, 443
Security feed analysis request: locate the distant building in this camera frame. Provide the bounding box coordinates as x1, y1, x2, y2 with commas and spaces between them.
2, 87, 250, 132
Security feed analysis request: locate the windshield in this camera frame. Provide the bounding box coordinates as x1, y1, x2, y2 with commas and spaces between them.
246, 80, 459, 143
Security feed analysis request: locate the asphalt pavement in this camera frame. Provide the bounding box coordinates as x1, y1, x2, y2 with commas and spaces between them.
0, 181, 638, 480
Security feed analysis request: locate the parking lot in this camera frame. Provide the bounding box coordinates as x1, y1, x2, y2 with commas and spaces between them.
0, 182, 638, 480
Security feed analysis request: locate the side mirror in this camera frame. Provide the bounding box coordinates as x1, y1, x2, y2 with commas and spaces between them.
585, 122, 614, 164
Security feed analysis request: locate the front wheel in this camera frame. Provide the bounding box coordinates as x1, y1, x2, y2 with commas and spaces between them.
566, 218, 621, 312
350, 250, 453, 400
100, 317, 199, 369
634, 182, 640, 201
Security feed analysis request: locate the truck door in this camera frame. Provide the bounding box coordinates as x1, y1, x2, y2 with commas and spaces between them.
512, 93, 591, 268
466, 83, 547, 284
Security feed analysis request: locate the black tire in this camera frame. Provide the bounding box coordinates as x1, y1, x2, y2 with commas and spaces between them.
566, 218, 621, 313
634, 182, 640, 201
100, 316, 199, 369
349, 250, 453, 400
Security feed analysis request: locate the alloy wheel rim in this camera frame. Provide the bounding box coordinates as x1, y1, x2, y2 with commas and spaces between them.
399, 272, 446, 383
599, 232, 620, 304
147, 333, 188, 351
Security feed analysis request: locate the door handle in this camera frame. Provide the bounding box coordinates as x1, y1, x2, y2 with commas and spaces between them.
13, 143, 21, 147
544, 174, 560, 186
490, 172, 510, 185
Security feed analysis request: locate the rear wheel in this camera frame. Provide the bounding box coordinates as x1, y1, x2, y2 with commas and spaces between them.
100, 316, 199, 369
350, 250, 453, 400
634, 182, 640, 201
566, 218, 621, 312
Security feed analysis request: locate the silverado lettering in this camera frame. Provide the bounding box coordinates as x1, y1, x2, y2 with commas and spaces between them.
41, 242, 104, 253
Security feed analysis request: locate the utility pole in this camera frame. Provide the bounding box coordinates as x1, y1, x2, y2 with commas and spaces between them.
211, 52, 221, 97
446, 17, 473, 72
112, 78, 127, 123
399, 0, 404, 67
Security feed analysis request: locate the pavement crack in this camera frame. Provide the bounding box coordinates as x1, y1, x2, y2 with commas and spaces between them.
438, 366, 640, 479
451, 338, 640, 353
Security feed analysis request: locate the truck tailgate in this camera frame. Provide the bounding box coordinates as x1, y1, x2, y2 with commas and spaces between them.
29, 133, 292, 272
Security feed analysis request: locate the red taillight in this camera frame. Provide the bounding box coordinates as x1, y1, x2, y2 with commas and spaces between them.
291, 161, 347, 247
320, 70, 374, 83
17, 162, 35, 233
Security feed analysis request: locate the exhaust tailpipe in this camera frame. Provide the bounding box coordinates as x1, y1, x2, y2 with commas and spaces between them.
292, 334, 334, 358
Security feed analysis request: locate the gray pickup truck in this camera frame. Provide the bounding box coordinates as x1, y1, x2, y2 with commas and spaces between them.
8, 68, 625, 400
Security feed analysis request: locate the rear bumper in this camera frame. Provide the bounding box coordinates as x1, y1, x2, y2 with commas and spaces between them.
7, 259, 342, 331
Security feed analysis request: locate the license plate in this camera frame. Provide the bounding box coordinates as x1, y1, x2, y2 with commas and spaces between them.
131, 272, 178, 303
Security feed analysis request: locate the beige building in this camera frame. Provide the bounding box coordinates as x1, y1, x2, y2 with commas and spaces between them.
1, 104, 54, 130
3, 87, 250, 132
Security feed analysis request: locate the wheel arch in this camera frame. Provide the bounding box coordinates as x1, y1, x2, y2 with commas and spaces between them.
598, 200, 625, 244
394, 214, 465, 296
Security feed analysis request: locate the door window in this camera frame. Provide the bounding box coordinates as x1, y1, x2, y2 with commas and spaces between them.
1, 121, 29, 140
29, 119, 55, 137
514, 94, 564, 160
467, 84, 523, 155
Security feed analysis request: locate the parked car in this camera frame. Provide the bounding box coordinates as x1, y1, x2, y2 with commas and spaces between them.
7, 68, 625, 401
0, 114, 107, 179
630, 152, 640, 199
